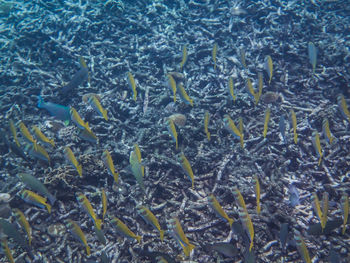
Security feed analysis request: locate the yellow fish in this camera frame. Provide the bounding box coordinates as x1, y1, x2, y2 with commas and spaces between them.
1, 238, 14, 263
341, 193, 349, 234
101, 189, 107, 221
21, 190, 51, 213
239, 48, 247, 68
9, 119, 20, 147
338, 94, 350, 123
256, 72, 263, 105
70, 107, 89, 130
167, 119, 178, 150
233, 187, 254, 251
111, 217, 141, 243
312, 192, 324, 230
263, 108, 270, 138
179, 153, 194, 189
312, 131, 322, 166
253, 175, 261, 214
223, 115, 244, 148
28, 143, 50, 164
66, 219, 91, 255
32, 125, 55, 147
294, 231, 311, 263
102, 149, 118, 183
64, 147, 82, 177
19, 121, 37, 149
137, 205, 164, 241
246, 78, 256, 101
76, 192, 102, 230
134, 143, 145, 177
168, 217, 195, 257
228, 77, 236, 102
13, 208, 32, 246
166, 74, 177, 102
204, 111, 211, 141
180, 45, 187, 71
129, 150, 145, 191
178, 83, 193, 106
212, 43, 218, 70
127, 72, 137, 101
264, 55, 273, 84
290, 109, 298, 144
321, 192, 329, 232
88, 94, 108, 121
208, 194, 234, 227
322, 118, 334, 144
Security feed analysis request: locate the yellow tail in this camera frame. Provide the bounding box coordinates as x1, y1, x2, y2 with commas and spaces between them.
46, 203, 52, 214
103, 110, 108, 121
159, 230, 165, 242
113, 173, 119, 184
95, 219, 102, 230
86, 245, 91, 256
135, 235, 142, 244
228, 218, 234, 228
183, 243, 195, 257
77, 164, 83, 177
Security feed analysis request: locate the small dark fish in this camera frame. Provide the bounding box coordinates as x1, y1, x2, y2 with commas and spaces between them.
204, 242, 238, 258
0, 132, 28, 161
37, 96, 71, 123
279, 223, 288, 251
61, 67, 88, 94
0, 218, 32, 256
307, 218, 343, 235
94, 226, 106, 245
289, 184, 300, 207
101, 251, 110, 263
279, 115, 286, 143
328, 249, 341, 263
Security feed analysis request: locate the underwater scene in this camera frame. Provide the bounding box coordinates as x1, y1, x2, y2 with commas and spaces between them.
0, 0, 350, 262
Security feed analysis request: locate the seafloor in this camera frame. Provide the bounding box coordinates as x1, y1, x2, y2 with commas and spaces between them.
0, 0, 350, 262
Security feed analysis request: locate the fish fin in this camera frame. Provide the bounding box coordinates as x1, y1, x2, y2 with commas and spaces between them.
183, 243, 195, 256
135, 235, 142, 244
103, 109, 108, 121
77, 165, 83, 177
95, 219, 102, 230
86, 245, 91, 256
228, 218, 234, 228
37, 96, 44, 108
48, 195, 56, 205
159, 230, 164, 242
113, 173, 119, 184
46, 203, 52, 214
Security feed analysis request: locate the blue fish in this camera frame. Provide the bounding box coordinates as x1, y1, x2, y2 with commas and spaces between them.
37, 96, 71, 124
279, 115, 286, 143
61, 67, 88, 94
289, 184, 300, 207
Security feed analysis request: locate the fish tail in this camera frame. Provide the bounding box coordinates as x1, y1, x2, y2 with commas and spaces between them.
176, 140, 178, 150
207, 132, 211, 141
49, 139, 55, 147
48, 194, 56, 205
113, 173, 119, 184
37, 96, 44, 108
28, 237, 32, 246
135, 235, 142, 244
240, 135, 244, 148
86, 245, 91, 256
46, 203, 52, 214
102, 109, 108, 121
77, 164, 83, 177
228, 218, 234, 228
159, 230, 164, 242
342, 224, 346, 235
183, 243, 195, 257
190, 99, 194, 107
95, 219, 102, 230
249, 240, 253, 251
